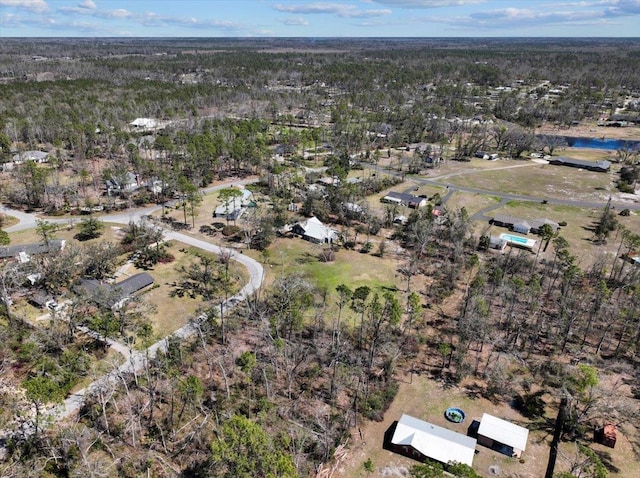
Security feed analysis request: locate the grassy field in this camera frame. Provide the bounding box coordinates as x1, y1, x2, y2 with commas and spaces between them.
0, 213, 19, 229
262, 236, 406, 325
446, 162, 618, 202
445, 191, 501, 217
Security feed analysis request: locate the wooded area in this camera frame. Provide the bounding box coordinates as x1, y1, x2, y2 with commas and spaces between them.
0, 38, 639, 478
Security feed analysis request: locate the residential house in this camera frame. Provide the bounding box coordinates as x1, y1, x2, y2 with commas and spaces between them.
214, 188, 253, 221
381, 191, 428, 208
491, 214, 559, 235
74, 272, 154, 309
292, 216, 338, 244
390, 414, 477, 466
129, 118, 159, 130
476, 413, 529, 458
12, 151, 50, 163
106, 172, 141, 194
0, 240, 66, 262
341, 202, 363, 218
549, 157, 611, 172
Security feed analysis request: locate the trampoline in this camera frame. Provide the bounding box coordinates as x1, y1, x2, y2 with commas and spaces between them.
444, 407, 466, 424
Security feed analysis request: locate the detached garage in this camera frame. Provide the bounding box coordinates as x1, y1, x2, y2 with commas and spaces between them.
477, 413, 529, 458
390, 414, 477, 467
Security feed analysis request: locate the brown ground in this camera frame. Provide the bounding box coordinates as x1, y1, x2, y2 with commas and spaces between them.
536, 123, 640, 141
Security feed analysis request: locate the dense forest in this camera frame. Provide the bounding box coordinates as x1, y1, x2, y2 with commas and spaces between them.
0, 38, 639, 478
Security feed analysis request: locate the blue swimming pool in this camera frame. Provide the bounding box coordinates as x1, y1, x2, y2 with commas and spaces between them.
501, 234, 528, 244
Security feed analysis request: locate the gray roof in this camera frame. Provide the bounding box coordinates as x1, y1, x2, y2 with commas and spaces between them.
0, 240, 65, 259
75, 272, 154, 307
492, 214, 559, 232
12, 151, 49, 162
551, 157, 611, 170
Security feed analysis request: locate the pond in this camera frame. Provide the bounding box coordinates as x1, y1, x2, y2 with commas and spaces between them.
537, 134, 640, 151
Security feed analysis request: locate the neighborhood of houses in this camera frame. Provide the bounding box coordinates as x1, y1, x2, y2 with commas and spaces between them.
0, 237, 154, 312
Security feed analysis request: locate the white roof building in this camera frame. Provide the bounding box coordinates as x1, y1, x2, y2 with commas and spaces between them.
11, 151, 50, 163
391, 414, 477, 467
214, 188, 253, 219
129, 118, 159, 129
477, 413, 529, 457
293, 216, 338, 244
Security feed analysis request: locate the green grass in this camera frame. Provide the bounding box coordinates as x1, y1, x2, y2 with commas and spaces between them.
447, 162, 617, 201
445, 191, 501, 216
267, 237, 400, 293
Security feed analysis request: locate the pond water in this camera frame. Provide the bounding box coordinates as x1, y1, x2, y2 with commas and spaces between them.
564, 136, 640, 150
537, 135, 640, 151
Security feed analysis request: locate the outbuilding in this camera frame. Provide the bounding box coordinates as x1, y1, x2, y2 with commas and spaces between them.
390, 414, 477, 467
477, 413, 529, 458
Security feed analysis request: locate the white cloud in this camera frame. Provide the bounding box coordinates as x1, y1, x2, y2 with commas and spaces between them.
78, 0, 95, 9
58, 5, 132, 19
370, 0, 485, 7
273, 3, 391, 18
0, 0, 48, 13
281, 16, 310, 26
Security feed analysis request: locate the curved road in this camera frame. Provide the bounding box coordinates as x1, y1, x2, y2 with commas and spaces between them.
1, 178, 263, 424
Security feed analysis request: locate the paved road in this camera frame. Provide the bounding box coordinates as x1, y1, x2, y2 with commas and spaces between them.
0, 177, 264, 425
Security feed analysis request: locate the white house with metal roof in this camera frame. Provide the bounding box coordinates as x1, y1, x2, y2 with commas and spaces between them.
292, 216, 338, 244
390, 414, 477, 467
477, 413, 529, 458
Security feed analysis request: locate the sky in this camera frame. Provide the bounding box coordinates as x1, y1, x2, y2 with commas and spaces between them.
1, 0, 639, 37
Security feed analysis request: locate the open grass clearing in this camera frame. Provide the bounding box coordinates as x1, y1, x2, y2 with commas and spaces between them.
444, 191, 501, 217
262, 236, 406, 325
446, 162, 619, 203
6, 219, 127, 247
0, 213, 20, 229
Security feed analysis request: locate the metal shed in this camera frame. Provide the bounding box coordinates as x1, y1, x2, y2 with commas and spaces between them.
477, 413, 529, 458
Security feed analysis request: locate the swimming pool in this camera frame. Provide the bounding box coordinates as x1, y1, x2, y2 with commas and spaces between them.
499, 233, 537, 249
501, 234, 528, 244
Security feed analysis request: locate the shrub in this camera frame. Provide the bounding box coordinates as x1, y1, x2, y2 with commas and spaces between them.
222, 225, 241, 236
